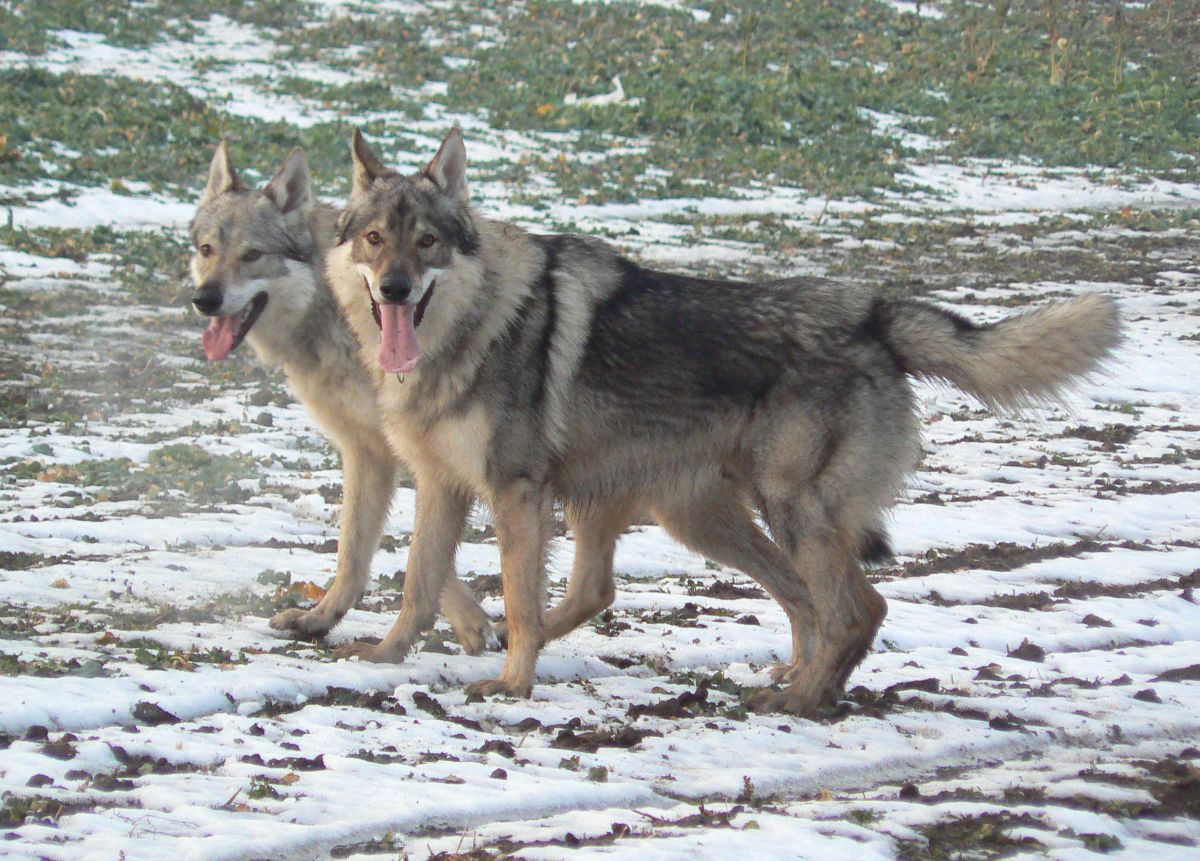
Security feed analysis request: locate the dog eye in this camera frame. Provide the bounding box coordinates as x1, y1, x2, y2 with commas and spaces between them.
198, 244, 213, 258
242, 249, 263, 262
365, 231, 383, 246
418, 233, 437, 248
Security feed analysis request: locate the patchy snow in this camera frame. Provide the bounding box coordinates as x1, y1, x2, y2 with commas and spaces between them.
2, 185, 196, 230
0, 23, 342, 127
3, 207, 1198, 859
860, 107, 945, 153
879, 1, 946, 19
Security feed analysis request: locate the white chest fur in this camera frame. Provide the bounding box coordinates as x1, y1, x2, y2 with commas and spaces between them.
381, 386, 491, 493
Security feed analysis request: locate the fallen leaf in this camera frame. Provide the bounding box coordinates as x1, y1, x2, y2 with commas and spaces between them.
292, 581, 327, 602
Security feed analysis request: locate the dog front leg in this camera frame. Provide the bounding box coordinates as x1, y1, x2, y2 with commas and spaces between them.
335, 477, 472, 662
271, 445, 395, 639
466, 479, 550, 698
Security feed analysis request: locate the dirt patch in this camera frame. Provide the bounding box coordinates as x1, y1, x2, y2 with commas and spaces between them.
628, 681, 715, 720
896, 539, 1115, 578
551, 724, 662, 753
1064, 424, 1139, 447
688, 581, 766, 600
1153, 665, 1200, 683
900, 811, 1049, 860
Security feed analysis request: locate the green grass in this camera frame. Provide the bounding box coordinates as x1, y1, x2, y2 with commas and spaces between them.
867, 1, 1199, 173
0, 0, 317, 53
0, 69, 354, 197
0, 224, 191, 303
446, 0, 1198, 196
1, 1, 1195, 205
30, 444, 261, 507
262, 76, 426, 121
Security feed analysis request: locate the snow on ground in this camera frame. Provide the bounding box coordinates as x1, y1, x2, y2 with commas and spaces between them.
2, 217, 1197, 861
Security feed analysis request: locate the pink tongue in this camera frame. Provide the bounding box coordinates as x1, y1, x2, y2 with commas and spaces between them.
202, 316, 237, 361
379, 303, 421, 374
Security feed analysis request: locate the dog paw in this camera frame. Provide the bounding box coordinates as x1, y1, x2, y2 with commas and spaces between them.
746, 685, 835, 718
769, 662, 801, 685
332, 638, 398, 663
491, 620, 509, 649
465, 677, 532, 699
269, 608, 335, 640
455, 619, 500, 656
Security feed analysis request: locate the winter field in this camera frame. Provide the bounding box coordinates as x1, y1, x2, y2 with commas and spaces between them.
1, 1, 1199, 859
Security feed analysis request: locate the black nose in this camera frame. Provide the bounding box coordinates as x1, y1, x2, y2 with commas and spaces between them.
380, 277, 412, 303
192, 284, 223, 315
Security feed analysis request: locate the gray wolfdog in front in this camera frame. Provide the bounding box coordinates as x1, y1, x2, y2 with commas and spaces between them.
328, 128, 1120, 714
188, 141, 492, 653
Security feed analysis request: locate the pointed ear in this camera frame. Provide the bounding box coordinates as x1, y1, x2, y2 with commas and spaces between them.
350, 129, 386, 197
334, 208, 352, 246
264, 147, 311, 215
423, 127, 468, 201
203, 140, 242, 201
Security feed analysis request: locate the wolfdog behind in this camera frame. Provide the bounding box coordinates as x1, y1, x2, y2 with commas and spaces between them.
328, 128, 1120, 714
189, 142, 492, 652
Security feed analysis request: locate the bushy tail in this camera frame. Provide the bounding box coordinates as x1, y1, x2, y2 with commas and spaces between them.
874, 293, 1121, 410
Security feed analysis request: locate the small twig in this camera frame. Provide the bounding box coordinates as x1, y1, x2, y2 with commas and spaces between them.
814, 190, 835, 227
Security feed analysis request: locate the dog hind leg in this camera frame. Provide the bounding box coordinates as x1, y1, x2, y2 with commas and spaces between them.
440, 576, 497, 655
652, 484, 833, 716
541, 501, 630, 641
758, 489, 888, 710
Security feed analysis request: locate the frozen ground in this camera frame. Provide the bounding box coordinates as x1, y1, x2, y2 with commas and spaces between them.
2, 2, 1199, 859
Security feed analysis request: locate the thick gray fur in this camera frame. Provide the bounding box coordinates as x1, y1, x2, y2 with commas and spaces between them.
328, 129, 1122, 713
188, 141, 494, 652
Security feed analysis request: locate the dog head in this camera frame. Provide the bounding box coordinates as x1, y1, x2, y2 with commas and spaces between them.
335, 128, 479, 374
189, 142, 319, 362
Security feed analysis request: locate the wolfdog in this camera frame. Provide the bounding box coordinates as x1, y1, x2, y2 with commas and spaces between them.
189, 142, 492, 653
327, 128, 1120, 714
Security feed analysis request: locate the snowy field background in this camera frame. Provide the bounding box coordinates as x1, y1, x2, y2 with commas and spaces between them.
1, 1, 1198, 859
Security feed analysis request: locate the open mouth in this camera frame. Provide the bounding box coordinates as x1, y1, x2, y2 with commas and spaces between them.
201, 292, 268, 361
367, 278, 437, 375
